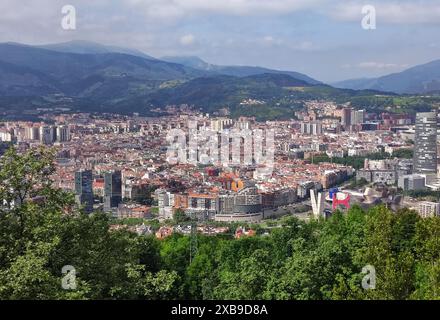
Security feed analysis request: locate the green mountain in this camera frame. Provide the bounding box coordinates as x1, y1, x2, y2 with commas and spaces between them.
147, 73, 311, 110
161, 56, 213, 71
0, 42, 326, 118
38, 40, 156, 60
2, 41, 436, 120
0, 42, 208, 100
0, 60, 59, 96
333, 60, 440, 94
161, 56, 321, 85
138, 74, 404, 120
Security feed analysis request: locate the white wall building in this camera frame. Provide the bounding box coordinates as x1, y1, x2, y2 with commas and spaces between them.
417, 201, 440, 218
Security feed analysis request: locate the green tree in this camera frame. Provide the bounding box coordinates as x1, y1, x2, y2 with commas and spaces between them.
215, 249, 273, 300
355, 206, 417, 300
0, 147, 179, 300
412, 217, 440, 299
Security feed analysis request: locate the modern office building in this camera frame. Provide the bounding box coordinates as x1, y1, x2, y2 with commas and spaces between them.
417, 201, 440, 218
398, 174, 426, 191
75, 170, 94, 213
341, 108, 353, 128
216, 187, 263, 222
351, 109, 365, 125
233, 187, 262, 214
104, 170, 123, 213
186, 193, 219, 220
357, 169, 397, 185
413, 112, 438, 174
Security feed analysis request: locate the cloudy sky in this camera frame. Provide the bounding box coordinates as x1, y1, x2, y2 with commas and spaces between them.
0, 0, 440, 82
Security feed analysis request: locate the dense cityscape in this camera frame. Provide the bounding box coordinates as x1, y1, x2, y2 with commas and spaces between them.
2, 0, 440, 308
2, 102, 440, 229
3, 100, 440, 301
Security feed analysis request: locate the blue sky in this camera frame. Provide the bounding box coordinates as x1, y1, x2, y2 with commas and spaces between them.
0, 0, 439, 82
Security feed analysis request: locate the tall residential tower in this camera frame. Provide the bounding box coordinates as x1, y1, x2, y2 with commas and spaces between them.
413, 112, 438, 175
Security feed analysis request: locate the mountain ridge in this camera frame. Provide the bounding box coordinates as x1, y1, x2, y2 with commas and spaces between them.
0, 41, 438, 120
333, 59, 440, 94
0, 42, 326, 118
161, 55, 321, 85
38, 40, 157, 60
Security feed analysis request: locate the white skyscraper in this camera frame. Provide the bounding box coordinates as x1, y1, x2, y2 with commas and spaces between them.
56, 125, 71, 142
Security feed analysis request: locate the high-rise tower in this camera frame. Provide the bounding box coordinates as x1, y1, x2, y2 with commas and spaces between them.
413, 112, 438, 174
75, 170, 94, 213
104, 170, 122, 213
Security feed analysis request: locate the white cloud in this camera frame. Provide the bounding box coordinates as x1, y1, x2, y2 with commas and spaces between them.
0, 0, 437, 83
293, 41, 316, 51
125, 0, 327, 19
123, 0, 440, 24
358, 62, 407, 69
263, 36, 275, 42
180, 34, 196, 46
258, 37, 318, 51
1, 0, 439, 46
259, 36, 284, 47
